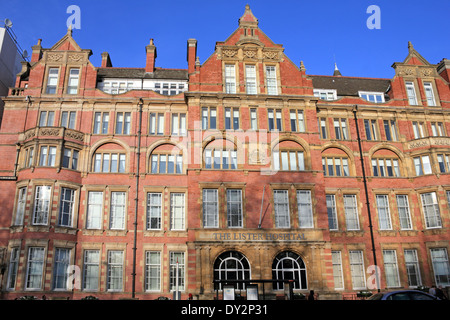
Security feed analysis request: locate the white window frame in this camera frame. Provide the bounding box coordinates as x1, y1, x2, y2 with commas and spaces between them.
172, 113, 186, 136
107, 250, 124, 292
145, 251, 161, 292
39, 110, 55, 127
421, 192, 442, 229
149, 112, 164, 135
349, 250, 366, 290
227, 189, 243, 228
67, 68, 80, 94
376, 194, 392, 230
93, 111, 109, 134
404, 249, 422, 288
414, 155, 432, 176
268, 108, 282, 131
344, 194, 359, 230
32, 185, 51, 225
245, 65, 257, 94
38, 146, 57, 167
423, 82, 436, 106
115, 112, 131, 135
250, 108, 258, 130
58, 187, 75, 227
431, 122, 445, 137
86, 191, 103, 230
93, 152, 126, 173
203, 189, 218, 228
53, 248, 71, 290
430, 248, 450, 287
225, 64, 236, 94
358, 91, 385, 103
322, 156, 350, 177
170, 193, 185, 230
412, 121, 427, 139
45, 68, 59, 94
225, 107, 240, 130
61, 111, 76, 129
147, 192, 162, 230
6, 248, 20, 290
265, 65, 278, 95
396, 195, 412, 230
274, 190, 290, 228
364, 119, 378, 141
383, 250, 400, 288
82, 250, 100, 291
109, 191, 126, 230
290, 109, 305, 132
326, 194, 338, 231
318, 118, 328, 139
14, 187, 27, 226
405, 81, 418, 105
297, 190, 313, 228
169, 252, 185, 291
383, 120, 398, 141
314, 89, 337, 101
273, 150, 305, 172
202, 107, 217, 130
331, 251, 344, 290
333, 118, 349, 140
25, 247, 45, 290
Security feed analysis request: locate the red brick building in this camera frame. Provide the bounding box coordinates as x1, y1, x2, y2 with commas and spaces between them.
0, 5, 449, 300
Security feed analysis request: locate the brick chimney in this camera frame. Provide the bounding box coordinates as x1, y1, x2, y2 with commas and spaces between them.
187, 38, 197, 74
31, 39, 43, 62
145, 39, 157, 73
101, 52, 112, 68
437, 59, 450, 83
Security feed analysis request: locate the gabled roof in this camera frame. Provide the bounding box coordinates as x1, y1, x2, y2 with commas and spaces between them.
47, 28, 92, 56
402, 41, 431, 66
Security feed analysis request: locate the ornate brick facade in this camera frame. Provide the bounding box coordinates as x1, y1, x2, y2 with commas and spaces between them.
0, 5, 449, 300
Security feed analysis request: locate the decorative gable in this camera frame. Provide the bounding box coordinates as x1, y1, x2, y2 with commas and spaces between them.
392, 42, 438, 78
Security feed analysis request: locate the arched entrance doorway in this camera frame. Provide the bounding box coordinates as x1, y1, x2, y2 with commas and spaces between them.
213, 251, 251, 290
272, 251, 307, 290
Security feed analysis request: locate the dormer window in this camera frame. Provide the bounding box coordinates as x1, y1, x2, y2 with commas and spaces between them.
313, 89, 337, 101
358, 91, 385, 103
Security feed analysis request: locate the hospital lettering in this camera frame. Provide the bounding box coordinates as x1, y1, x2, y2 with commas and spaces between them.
212, 232, 306, 241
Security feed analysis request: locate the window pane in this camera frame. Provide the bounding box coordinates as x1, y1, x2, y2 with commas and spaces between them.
203, 189, 218, 228
297, 190, 313, 228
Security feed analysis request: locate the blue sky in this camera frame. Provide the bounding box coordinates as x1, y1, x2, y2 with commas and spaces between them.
1, 0, 449, 78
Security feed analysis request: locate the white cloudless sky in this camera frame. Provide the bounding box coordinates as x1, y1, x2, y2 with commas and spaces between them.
1, 0, 449, 78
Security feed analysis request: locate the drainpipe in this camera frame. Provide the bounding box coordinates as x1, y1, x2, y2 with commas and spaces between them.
352, 106, 380, 292
131, 98, 143, 299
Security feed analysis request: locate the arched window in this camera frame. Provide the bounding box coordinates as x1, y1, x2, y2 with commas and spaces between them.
150, 143, 183, 174
322, 147, 350, 176
272, 251, 307, 290
213, 251, 251, 290
273, 140, 306, 171
371, 149, 401, 177
92, 143, 126, 173
204, 139, 237, 170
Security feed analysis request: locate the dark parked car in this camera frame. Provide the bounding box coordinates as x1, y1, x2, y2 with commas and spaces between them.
368, 290, 439, 300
